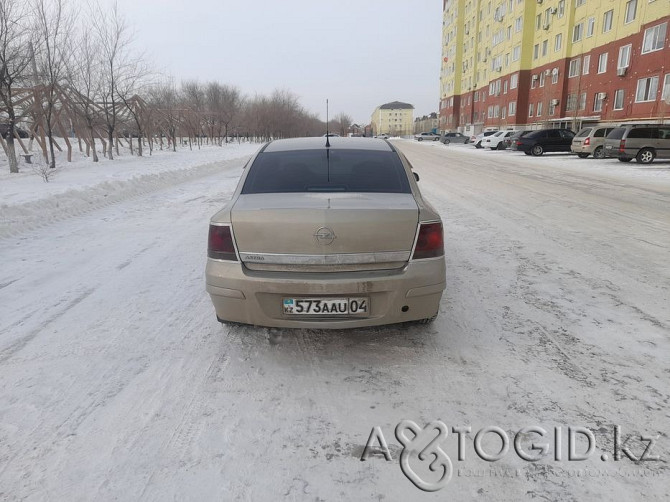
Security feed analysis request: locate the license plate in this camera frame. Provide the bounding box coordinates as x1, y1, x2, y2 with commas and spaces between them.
283, 297, 368, 315
606, 145, 613, 149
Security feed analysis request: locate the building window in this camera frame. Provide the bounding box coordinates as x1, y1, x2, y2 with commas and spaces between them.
603, 10, 613, 33
575, 0, 586, 6
635, 76, 659, 102
573, 23, 583, 42
593, 93, 604, 112
618, 45, 632, 69
597, 53, 608, 74
531, 75, 538, 88
510, 73, 518, 89
579, 92, 587, 110
613, 89, 625, 110
552, 68, 559, 84
558, 0, 565, 18
583, 55, 591, 75
663, 73, 670, 102
624, 0, 637, 24
540, 71, 546, 87
501, 106, 506, 119
515, 17, 522, 32
504, 80, 508, 94
542, 39, 548, 57
555, 33, 562, 52
587, 17, 595, 37
528, 103, 534, 117
509, 101, 516, 116
536, 14, 541, 30
642, 23, 667, 54
569, 58, 581, 77
513, 45, 521, 61
549, 101, 557, 115
566, 94, 577, 111
537, 102, 543, 117
534, 44, 539, 59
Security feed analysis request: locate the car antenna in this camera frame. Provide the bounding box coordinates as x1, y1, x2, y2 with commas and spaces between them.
325, 99, 331, 148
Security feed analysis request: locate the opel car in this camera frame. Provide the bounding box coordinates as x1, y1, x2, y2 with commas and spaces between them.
206, 137, 446, 329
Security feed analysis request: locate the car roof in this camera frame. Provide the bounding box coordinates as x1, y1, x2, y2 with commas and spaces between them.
263, 137, 393, 152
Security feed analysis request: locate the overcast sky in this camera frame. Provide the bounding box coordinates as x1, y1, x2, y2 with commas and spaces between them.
107, 0, 443, 124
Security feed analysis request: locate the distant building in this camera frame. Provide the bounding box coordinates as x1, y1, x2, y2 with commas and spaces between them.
414, 112, 439, 134
371, 101, 414, 136
440, 0, 670, 134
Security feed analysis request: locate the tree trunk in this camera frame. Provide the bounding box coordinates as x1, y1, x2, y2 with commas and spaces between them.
107, 129, 114, 160
5, 137, 19, 173
90, 129, 99, 162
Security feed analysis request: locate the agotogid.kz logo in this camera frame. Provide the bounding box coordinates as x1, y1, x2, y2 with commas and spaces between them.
314, 227, 336, 245
361, 421, 661, 492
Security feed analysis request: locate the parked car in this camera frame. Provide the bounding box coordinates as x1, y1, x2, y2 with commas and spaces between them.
414, 132, 441, 141
603, 124, 670, 164
514, 128, 575, 156
374, 133, 390, 139
481, 130, 515, 150
440, 132, 470, 144
471, 130, 498, 148
206, 137, 446, 329
571, 126, 617, 159
506, 130, 533, 150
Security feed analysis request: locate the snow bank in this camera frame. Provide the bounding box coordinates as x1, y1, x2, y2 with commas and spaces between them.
0, 142, 260, 239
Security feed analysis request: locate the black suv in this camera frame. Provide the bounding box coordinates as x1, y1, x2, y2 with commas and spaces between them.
515, 129, 575, 156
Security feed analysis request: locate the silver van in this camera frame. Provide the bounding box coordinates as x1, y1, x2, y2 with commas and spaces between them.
604, 124, 670, 164
571, 126, 617, 159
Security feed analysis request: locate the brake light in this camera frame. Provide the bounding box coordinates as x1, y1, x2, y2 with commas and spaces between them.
208, 224, 238, 261
584, 137, 590, 146
619, 139, 626, 153
515, 140, 522, 146
412, 222, 444, 260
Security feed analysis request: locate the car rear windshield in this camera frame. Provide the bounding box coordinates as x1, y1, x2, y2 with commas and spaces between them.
575, 128, 592, 137
606, 128, 626, 139
241, 149, 412, 194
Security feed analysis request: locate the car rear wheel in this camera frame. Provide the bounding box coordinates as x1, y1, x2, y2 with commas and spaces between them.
577, 153, 589, 158
618, 157, 632, 163
592, 146, 605, 159
496, 142, 505, 150
636, 148, 655, 164
524, 151, 531, 155
417, 137, 423, 141
475, 142, 482, 149
531, 145, 544, 156
443, 139, 450, 145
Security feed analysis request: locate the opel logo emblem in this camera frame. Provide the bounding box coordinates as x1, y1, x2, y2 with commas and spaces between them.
314, 227, 336, 245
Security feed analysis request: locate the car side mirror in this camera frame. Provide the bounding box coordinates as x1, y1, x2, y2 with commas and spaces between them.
413, 172, 420, 182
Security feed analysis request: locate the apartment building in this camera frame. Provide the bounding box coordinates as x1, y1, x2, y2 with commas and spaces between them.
370, 101, 415, 136
440, 0, 670, 134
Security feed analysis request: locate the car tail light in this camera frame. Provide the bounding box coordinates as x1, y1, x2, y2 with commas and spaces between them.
208, 224, 238, 261
412, 222, 444, 260
619, 139, 626, 153
584, 137, 590, 146
515, 140, 522, 146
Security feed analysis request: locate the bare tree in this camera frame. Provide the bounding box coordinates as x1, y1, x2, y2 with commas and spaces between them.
67, 28, 103, 162
335, 112, 352, 137
220, 84, 241, 143
0, 0, 35, 173
115, 57, 151, 156
33, 0, 75, 169
91, 1, 131, 160
181, 80, 205, 149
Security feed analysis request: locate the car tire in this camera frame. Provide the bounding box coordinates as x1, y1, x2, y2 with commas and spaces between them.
592, 146, 605, 159
443, 139, 450, 145
524, 151, 531, 155
416, 314, 437, 324
636, 148, 655, 164
577, 153, 589, 158
475, 142, 482, 149
417, 137, 423, 141
531, 145, 544, 156
496, 142, 505, 150
618, 157, 632, 163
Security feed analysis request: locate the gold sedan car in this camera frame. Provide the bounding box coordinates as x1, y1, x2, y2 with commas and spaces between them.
206, 137, 445, 329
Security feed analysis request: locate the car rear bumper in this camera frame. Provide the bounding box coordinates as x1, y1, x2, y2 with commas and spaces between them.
205, 258, 445, 328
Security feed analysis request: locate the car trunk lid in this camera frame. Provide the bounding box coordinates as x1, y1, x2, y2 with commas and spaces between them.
231, 193, 419, 272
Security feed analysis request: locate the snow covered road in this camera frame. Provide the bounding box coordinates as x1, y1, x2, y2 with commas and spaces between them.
0, 142, 668, 500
